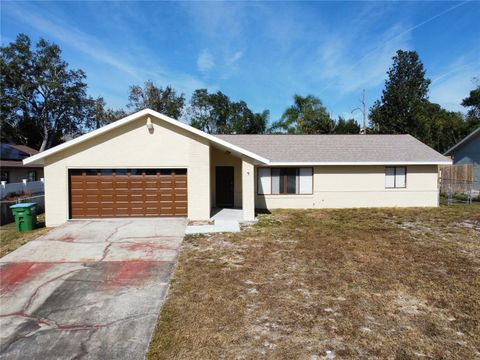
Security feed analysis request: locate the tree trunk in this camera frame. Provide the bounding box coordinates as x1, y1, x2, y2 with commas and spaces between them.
39, 125, 49, 152
39, 138, 48, 152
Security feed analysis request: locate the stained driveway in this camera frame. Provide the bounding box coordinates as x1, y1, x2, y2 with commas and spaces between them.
0, 218, 186, 359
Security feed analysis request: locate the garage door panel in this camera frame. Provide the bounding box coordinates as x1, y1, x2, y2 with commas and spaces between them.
69, 169, 188, 218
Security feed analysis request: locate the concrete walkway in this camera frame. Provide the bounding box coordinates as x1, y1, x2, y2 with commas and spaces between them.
185, 208, 247, 234
0, 218, 185, 359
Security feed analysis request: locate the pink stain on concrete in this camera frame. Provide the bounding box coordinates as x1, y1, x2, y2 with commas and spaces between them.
103, 261, 155, 289
125, 243, 165, 253
0, 263, 52, 293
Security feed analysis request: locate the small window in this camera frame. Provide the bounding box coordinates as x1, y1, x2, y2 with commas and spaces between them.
257, 168, 271, 195
299, 168, 313, 194
99, 169, 113, 176
85, 169, 98, 176
160, 169, 173, 176
28, 170, 37, 182
173, 169, 187, 176
144, 169, 159, 176
280, 168, 297, 194
385, 167, 406, 188
114, 169, 128, 176
271, 168, 281, 194
1, 170, 9, 183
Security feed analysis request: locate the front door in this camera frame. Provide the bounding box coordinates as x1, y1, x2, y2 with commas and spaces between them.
215, 166, 234, 208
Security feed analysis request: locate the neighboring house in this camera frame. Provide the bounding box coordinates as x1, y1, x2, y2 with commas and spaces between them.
23, 109, 451, 227
0, 144, 44, 183
444, 127, 480, 190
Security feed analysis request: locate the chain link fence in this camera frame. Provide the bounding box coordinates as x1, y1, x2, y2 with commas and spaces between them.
439, 178, 480, 205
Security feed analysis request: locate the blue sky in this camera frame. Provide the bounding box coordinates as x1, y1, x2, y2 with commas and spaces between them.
1, 1, 479, 125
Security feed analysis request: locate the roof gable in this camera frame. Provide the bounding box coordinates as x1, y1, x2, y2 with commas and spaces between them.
444, 127, 480, 156
23, 109, 269, 165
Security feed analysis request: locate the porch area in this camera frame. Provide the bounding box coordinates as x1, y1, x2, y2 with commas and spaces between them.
186, 146, 257, 234
209, 146, 255, 221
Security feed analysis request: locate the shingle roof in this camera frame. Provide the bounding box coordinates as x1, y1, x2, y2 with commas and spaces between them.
9, 144, 39, 156
215, 134, 450, 164
0, 160, 43, 168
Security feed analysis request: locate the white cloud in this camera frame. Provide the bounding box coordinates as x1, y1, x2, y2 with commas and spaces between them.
315, 23, 411, 95
5, 4, 143, 80
197, 49, 215, 73
3, 2, 210, 114
228, 50, 243, 65
430, 57, 480, 112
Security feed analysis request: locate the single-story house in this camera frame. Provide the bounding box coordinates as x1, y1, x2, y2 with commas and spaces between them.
444, 127, 480, 190
23, 109, 451, 227
1, 143, 44, 183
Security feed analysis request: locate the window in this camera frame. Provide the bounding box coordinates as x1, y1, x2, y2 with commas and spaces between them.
385, 167, 406, 188
257, 168, 271, 194
28, 170, 37, 182
99, 169, 113, 176
257, 167, 313, 195
1, 170, 9, 183
299, 168, 313, 193
114, 169, 128, 176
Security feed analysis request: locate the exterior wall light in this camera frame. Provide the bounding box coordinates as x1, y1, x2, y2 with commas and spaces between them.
146, 117, 153, 130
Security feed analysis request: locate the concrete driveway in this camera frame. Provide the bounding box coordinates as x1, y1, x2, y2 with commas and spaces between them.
0, 218, 185, 359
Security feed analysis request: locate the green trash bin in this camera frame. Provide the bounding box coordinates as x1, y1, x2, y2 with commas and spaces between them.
10, 203, 38, 232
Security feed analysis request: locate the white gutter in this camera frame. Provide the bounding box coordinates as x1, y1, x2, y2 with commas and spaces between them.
265, 161, 452, 166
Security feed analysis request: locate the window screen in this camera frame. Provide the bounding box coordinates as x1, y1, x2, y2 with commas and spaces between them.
395, 167, 406, 188
385, 167, 406, 188
271, 168, 280, 194
258, 167, 313, 195
28, 171, 37, 182
385, 167, 395, 188
299, 168, 313, 194
257, 168, 271, 194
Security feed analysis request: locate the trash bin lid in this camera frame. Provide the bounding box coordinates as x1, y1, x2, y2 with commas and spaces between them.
10, 202, 37, 209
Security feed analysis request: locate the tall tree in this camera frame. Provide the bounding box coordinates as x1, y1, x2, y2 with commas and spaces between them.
189, 89, 268, 134
1, 34, 96, 151
335, 117, 361, 134
270, 94, 334, 134
369, 50, 431, 136
93, 97, 127, 129
127, 81, 185, 119
461, 82, 480, 133
414, 101, 465, 153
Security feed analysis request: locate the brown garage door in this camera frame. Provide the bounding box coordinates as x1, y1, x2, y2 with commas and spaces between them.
69, 169, 187, 218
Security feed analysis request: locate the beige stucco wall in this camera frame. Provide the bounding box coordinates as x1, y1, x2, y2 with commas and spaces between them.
43, 115, 210, 226
255, 165, 439, 209
242, 160, 255, 221
210, 147, 243, 208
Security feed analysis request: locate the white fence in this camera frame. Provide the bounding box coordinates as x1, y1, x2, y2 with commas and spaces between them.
0, 179, 45, 199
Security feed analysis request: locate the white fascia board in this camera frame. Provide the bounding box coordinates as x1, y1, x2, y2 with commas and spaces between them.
263, 160, 452, 166
23, 109, 269, 165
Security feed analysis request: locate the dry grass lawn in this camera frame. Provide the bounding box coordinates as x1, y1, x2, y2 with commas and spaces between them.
148, 206, 480, 359
0, 213, 50, 258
